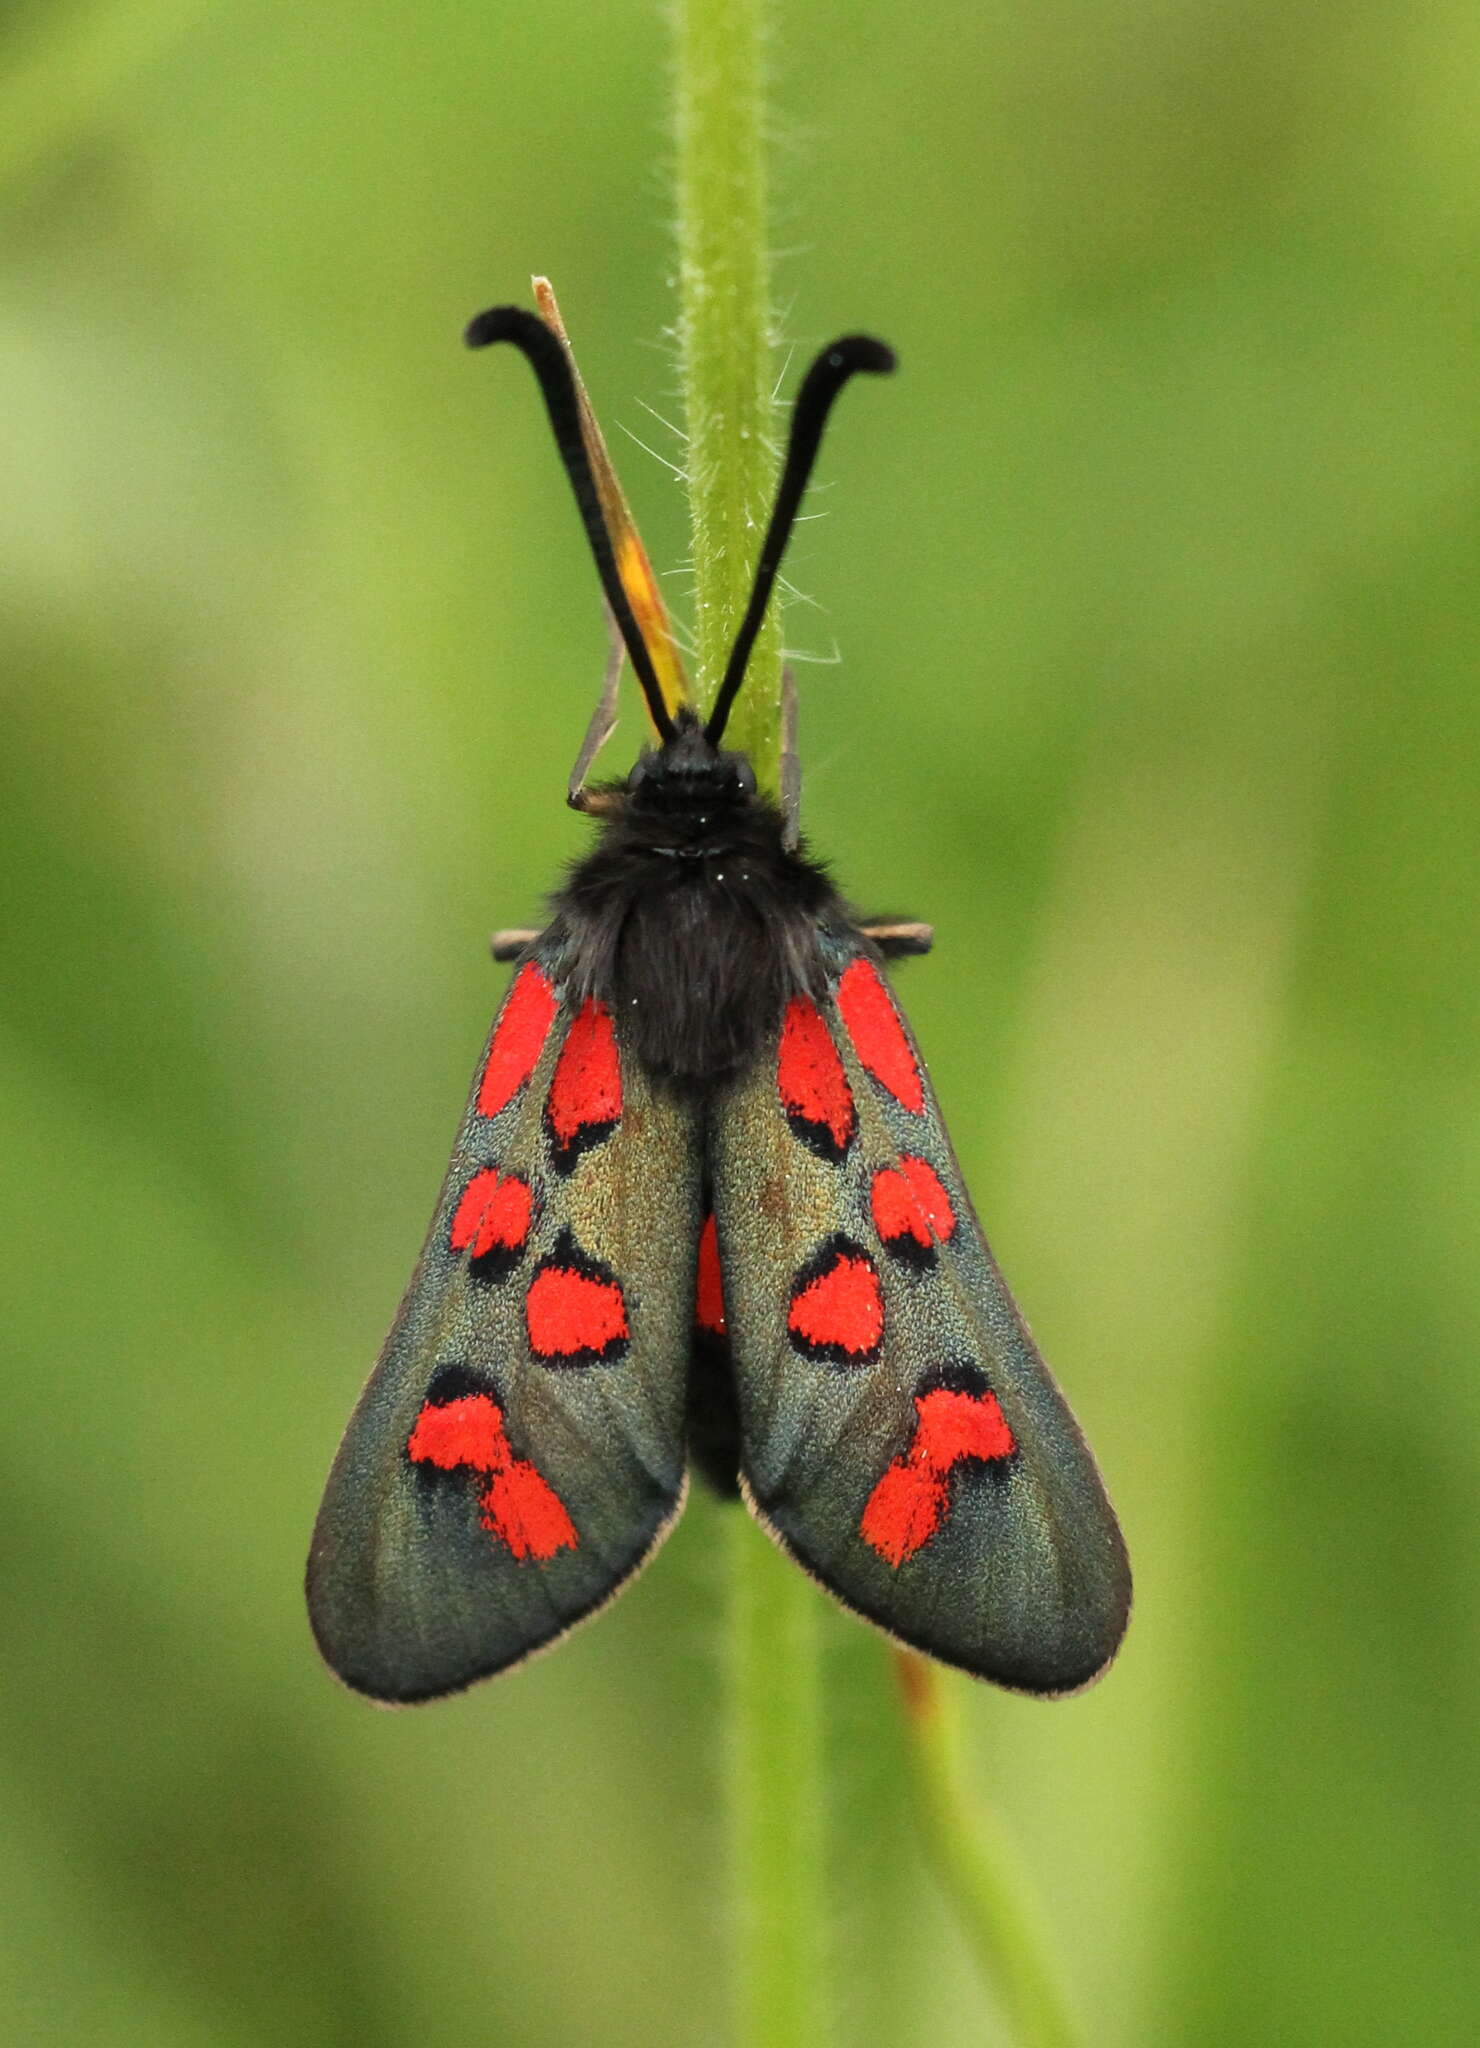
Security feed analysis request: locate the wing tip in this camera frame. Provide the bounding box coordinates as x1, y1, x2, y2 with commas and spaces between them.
740, 1477, 1133, 1697
305, 1477, 689, 1707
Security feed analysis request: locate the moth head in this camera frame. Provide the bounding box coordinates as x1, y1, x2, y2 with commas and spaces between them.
624, 713, 757, 815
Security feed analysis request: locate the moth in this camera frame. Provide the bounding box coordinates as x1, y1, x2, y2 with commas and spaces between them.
307, 286, 1131, 1704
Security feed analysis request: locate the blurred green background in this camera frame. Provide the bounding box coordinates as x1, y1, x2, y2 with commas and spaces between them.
4, 2, 1479, 2042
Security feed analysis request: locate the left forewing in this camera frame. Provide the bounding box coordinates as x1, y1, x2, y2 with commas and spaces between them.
309, 936, 703, 1702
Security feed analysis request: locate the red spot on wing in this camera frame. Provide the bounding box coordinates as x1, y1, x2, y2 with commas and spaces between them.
449, 1168, 534, 1262
870, 1166, 932, 1254
837, 958, 923, 1113
408, 1393, 504, 1471
483, 1461, 580, 1561
860, 1384, 1017, 1567
408, 1391, 577, 1561
778, 997, 856, 1160
857, 1463, 945, 1569
527, 1266, 628, 1357
914, 1385, 1016, 1466
871, 1155, 957, 1264
696, 1213, 727, 1336
546, 999, 622, 1168
899, 1155, 955, 1239
526, 1232, 629, 1364
787, 1238, 884, 1363
478, 964, 559, 1118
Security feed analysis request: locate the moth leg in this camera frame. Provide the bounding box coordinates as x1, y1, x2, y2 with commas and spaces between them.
567, 604, 625, 809
780, 662, 802, 852
859, 918, 934, 958
490, 928, 541, 962
568, 785, 625, 818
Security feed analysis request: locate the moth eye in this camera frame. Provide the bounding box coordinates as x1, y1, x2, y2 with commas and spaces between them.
733, 758, 757, 796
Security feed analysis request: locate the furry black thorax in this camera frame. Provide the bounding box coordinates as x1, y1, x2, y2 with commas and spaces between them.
552, 714, 849, 1090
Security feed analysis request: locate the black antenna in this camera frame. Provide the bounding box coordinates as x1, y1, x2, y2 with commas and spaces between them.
465, 307, 678, 745
705, 335, 896, 746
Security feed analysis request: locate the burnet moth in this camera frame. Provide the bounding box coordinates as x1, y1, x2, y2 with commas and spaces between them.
307, 283, 1131, 1704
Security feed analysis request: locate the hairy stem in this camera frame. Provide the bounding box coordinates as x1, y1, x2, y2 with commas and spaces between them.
674, 0, 782, 779
674, 3, 826, 2042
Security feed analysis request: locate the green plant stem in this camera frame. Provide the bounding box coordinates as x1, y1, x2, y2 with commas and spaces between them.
728, 1520, 826, 2048
674, 0, 783, 777
673, 4, 825, 2043
894, 1652, 1082, 2048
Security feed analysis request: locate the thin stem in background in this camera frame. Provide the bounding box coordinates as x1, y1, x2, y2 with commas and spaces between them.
673, 2, 827, 2044
894, 1651, 1083, 2048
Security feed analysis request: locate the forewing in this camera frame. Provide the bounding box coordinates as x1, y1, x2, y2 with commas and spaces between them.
308, 933, 701, 1702
709, 936, 1131, 1693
